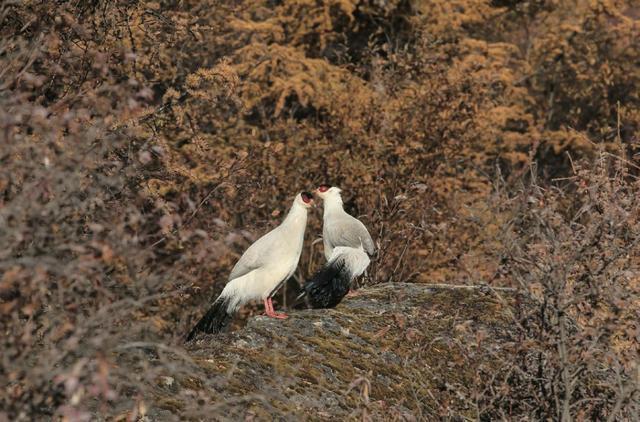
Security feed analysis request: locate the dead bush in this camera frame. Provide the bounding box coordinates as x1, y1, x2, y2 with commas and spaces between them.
481, 149, 640, 420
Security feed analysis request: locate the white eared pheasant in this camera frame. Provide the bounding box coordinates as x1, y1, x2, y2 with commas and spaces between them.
298, 185, 375, 308
186, 191, 314, 340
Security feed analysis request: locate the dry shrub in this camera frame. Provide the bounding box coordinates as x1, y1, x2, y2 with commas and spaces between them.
479, 148, 640, 420
0, 1, 245, 420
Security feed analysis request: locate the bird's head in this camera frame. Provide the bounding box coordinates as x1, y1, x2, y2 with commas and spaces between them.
314, 184, 342, 201
297, 191, 315, 209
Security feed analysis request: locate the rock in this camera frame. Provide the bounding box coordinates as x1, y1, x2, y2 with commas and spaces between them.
175, 282, 521, 419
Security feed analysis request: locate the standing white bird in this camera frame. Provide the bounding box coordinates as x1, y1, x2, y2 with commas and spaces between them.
186, 191, 314, 340
298, 185, 375, 308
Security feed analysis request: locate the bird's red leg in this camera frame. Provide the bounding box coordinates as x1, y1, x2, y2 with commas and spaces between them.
268, 297, 288, 319
263, 298, 275, 317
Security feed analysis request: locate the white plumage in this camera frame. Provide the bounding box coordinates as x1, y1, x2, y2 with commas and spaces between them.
297, 185, 375, 309
319, 186, 376, 262
187, 191, 314, 340
327, 245, 371, 280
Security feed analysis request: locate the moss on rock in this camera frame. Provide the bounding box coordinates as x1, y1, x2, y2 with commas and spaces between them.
163, 283, 523, 420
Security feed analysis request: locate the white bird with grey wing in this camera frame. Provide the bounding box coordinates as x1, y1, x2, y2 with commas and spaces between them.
186, 191, 315, 341
297, 185, 375, 309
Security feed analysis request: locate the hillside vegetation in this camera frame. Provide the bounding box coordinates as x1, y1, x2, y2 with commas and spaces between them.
1, 0, 638, 420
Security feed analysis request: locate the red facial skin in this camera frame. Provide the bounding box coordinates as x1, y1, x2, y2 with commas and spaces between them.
301, 192, 314, 204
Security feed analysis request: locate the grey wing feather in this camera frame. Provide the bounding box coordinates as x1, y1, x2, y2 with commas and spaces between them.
325, 216, 376, 256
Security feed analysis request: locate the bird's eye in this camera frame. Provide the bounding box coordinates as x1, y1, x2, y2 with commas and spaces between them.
318, 185, 330, 192
301, 192, 313, 203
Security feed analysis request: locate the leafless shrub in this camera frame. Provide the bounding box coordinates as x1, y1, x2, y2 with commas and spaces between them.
480, 148, 640, 420
0, 2, 244, 419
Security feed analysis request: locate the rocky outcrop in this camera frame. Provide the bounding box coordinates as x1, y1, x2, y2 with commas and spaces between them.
152, 283, 521, 420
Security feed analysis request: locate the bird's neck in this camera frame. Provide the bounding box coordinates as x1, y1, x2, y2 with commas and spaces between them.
282, 202, 308, 229
323, 196, 345, 217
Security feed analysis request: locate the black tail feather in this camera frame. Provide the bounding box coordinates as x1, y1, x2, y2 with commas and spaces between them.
295, 259, 351, 309
185, 297, 232, 342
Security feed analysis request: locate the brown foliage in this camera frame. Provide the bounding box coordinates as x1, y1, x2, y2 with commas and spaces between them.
1, 0, 638, 419
480, 150, 640, 419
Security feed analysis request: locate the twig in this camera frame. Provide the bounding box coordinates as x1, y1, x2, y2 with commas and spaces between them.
184, 182, 229, 226
146, 179, 229, 250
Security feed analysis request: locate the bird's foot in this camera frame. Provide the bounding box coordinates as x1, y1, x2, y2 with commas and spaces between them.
263, 298, 288, 319
264, 308, 288, 319
345, 289, 362, 298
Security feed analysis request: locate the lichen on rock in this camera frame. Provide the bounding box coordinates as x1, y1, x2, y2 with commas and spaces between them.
174, 283, 522, 420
